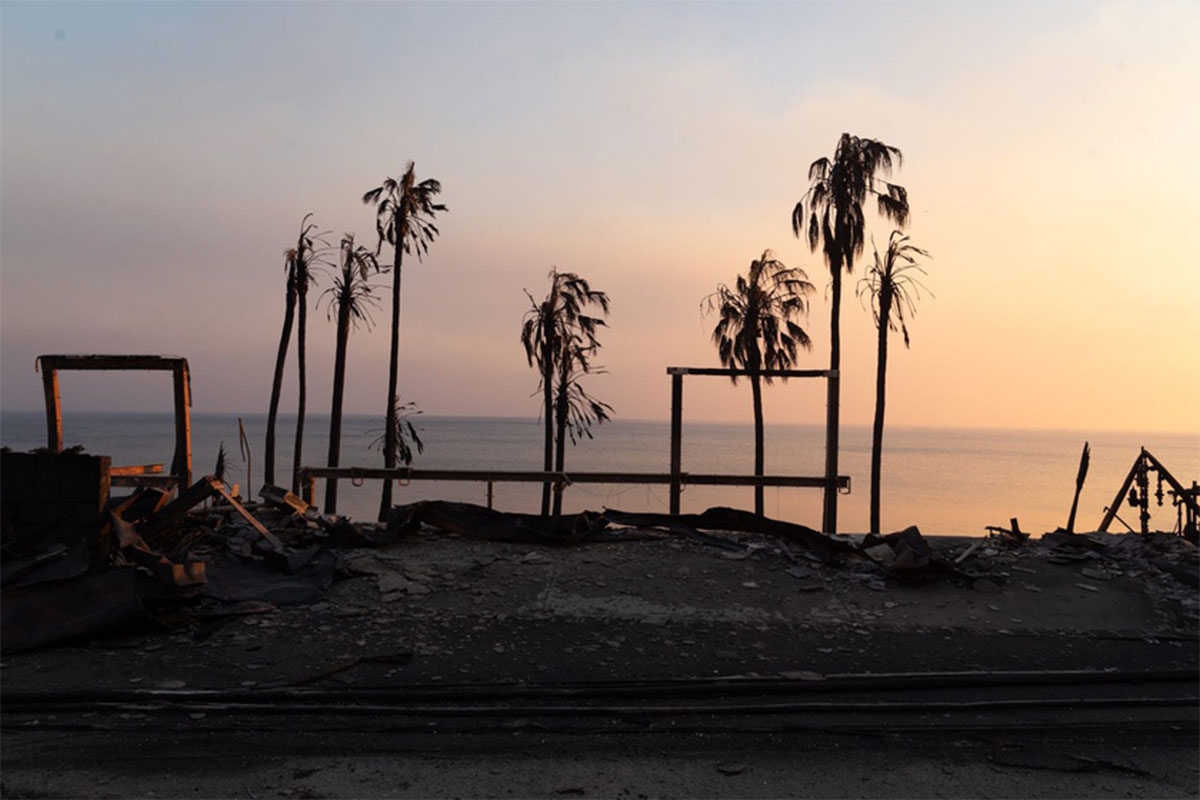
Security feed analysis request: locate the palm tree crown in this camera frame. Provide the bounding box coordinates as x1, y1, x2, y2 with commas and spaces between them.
362, 162, 446, 261
520, 270, 610, 371
322, 233, 382, 330
858, 231, 931, 348
706, 251, 815, 380
792, 133, 909, 276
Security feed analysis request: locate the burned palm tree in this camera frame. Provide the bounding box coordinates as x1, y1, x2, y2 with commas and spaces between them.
857, 231, 930, 533
363, 162, 446, 520
289, 215, 330, 495
552, 328, 612, 515
322, 233, 382, 513
792, 133, 909, 533
265, 213, 326, 489
705, 250, 814, 516
369, 396, 424, 467
520, 270, 610, 516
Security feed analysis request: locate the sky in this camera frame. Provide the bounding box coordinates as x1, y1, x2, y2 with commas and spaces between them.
2, 0, 1198, 434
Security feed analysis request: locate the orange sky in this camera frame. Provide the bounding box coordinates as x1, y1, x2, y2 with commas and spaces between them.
2, 2, 1197, 435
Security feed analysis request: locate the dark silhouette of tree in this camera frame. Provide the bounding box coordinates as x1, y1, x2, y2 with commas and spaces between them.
264, 243, 297, 488
552, 328, 612, 515
362, 162, 446, 520
290, 216, 330, 494
265, 213, 325, 490
521, 270, 610, 516
858, 231, 930, 533
792, 133, 909, 533
370, 396, 424, 466
322, 233, 382, 514
705, 250, 814, 516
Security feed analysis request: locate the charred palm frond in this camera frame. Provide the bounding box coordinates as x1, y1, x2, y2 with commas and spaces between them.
703, 250, 815, 381
520, 270, 610, 373
323, 234, 383, 330
857, 231, 931, 348
369, 397, 425, 467
284, 213, 334, 289
362, 163, 446, 261
561, 368, 614, 445
214, 442, 228, 483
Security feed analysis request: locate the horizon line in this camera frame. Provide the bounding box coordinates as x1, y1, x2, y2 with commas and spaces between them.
1, 407, 1196, 439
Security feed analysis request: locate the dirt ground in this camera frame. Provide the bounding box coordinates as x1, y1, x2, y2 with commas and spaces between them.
2, 525, 1197, 799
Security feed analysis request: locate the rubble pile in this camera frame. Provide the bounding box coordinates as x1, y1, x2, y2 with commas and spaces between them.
1, 451, 362, 654
2, 451, 1197, 658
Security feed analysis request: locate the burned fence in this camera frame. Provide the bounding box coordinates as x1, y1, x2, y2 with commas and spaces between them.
297, 467, 850, 519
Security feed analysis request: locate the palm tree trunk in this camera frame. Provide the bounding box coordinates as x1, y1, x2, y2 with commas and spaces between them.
292, 274, 308, 495
552, 359, 569, 517
540, 315, 554, 517
265, 267, 296, 487
822, 266, 842, 534
378, 229, 404, 521
870, 286, 892, 534
751, 371, 765, 516
325, 295, 351, 514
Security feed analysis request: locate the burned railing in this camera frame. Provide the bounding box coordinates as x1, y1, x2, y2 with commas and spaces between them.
297, 467, 849, 515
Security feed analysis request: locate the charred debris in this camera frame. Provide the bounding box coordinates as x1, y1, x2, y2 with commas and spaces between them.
2, 440, 1197, 656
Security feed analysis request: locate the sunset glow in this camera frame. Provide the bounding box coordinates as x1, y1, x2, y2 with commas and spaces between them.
2, 1, 1197, 434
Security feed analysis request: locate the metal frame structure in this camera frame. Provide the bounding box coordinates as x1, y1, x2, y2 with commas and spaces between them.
666, 366, 844, 526
300, 364, 849, 526
1098, 447, 1198, 539
36, 355, 192, 489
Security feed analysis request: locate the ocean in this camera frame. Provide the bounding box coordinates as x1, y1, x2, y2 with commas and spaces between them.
1, 410, 1196, 535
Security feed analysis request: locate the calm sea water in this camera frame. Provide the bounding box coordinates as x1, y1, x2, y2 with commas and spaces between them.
2, 410, 1197, 535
